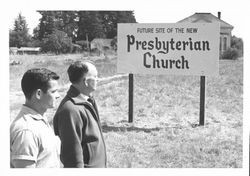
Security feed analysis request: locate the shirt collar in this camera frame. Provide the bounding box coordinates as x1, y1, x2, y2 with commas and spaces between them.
81, 94, 89, 101
21, 105, 48, 123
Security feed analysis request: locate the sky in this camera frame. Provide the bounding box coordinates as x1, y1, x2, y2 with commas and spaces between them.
2, 0, 250, 175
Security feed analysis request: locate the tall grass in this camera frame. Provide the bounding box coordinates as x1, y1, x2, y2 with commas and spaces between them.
9, 54, 243, 167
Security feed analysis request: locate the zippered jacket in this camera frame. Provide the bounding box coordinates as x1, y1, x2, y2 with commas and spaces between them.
53, 85, 107, 168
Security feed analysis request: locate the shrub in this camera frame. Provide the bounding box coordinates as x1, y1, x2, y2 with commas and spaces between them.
231, 36, 243, 57
41, 30, 73, 54
111, 36, 117, 51
9, 30, 32, 47
221, 47, 239, 60
27, 39, 43, 47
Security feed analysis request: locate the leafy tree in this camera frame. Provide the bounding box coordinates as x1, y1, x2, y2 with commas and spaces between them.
76, 11, 136, 42
36, 11, 79, 41
57, 11, 79, 41
100, 11, 136, 38
32, 11, 137, 53
9, 13, 31, 47
41, 29, 73, 54
35, 11, 137, 42
77, 11, 106, 42
32, 26, 40, 40
36, 11, 58, 40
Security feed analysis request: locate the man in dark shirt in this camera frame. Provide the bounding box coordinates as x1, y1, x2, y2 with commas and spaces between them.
53, 61, 107, 168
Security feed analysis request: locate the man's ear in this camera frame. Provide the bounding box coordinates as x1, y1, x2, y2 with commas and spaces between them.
83, 78, 88, 86
35, 89, 42, 100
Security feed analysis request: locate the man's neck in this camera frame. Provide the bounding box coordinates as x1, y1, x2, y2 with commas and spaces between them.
24, 100, 46, 116
72, 84, 92, 97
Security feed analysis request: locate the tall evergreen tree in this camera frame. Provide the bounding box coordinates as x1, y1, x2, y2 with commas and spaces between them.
9, 13, 31, 47
13, 13, 29, 32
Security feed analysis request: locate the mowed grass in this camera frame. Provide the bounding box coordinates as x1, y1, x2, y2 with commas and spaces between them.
9, 54, 243, 168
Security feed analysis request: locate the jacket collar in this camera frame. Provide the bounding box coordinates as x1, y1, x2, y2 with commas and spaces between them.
67, 85, 99, 122
67, 85, 90, 105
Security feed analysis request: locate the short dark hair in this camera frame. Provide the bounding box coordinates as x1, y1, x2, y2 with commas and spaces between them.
21, 68, 59, 100
67, 61, 89, 84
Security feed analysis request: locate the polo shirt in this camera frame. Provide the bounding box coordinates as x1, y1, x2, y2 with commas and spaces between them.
10, 105, 61, 168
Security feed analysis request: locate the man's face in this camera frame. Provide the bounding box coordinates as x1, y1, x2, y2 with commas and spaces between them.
86, 66, 98, 92
40, 80, 60, 109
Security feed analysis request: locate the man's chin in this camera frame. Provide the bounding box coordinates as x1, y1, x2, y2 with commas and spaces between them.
90, 88, 96, 92
48, 105, 55, 109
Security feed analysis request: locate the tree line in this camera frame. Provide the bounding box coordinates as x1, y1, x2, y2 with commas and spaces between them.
9, 11, 137, 54
9, 11, 243, 58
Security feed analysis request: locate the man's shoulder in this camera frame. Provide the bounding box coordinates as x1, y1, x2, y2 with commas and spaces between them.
55, 97, 88, 119
10, 117, 26, 133
58, 95, 90, 111
55, 91, 95, 122
10, 113, 38, 139
57, 96, 78, 111
11, 111, 31, 128
11, 106, 44, 129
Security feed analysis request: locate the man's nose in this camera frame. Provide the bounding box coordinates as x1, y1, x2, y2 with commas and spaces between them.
56, 92, 60, 99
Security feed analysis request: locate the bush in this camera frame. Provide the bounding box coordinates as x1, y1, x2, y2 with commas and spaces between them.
41, 30, 73, 54
111, 36, 117, 51
231, 36, 243, 57
221, 48, 239, 60
27, 39, 43, 47
9, 30, 32, 47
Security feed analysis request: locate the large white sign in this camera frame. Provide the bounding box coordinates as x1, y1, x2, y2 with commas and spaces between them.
117, 23, 220, 76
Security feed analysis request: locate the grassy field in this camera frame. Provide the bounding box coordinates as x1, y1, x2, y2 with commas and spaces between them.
9, 54, 243, 168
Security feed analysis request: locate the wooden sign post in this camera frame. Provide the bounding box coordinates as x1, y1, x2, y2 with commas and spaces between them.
128, 73, 134, 122
199, 76, 206, 126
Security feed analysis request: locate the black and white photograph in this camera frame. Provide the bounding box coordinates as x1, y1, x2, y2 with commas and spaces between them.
1, 0, 249, 175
